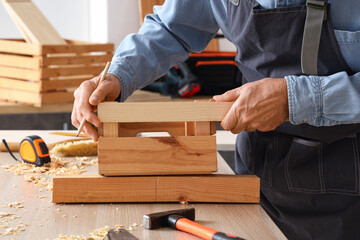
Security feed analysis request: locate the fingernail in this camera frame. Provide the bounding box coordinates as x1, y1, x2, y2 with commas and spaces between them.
90, 96, 99, 104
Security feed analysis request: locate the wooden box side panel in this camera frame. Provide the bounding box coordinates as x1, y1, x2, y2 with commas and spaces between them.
98, 136, 217, 176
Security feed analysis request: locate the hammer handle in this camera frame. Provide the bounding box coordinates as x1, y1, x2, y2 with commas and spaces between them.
170, 215, 245, 240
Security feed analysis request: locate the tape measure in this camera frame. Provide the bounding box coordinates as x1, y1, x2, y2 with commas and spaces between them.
2, 135, 51, 166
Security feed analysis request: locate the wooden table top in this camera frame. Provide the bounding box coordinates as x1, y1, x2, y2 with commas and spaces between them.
0, 130, 286, 240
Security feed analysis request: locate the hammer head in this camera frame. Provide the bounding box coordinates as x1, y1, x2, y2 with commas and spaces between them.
143, 208, 195, 229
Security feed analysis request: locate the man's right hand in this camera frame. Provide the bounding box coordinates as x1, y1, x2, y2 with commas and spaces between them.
71, 73, 121, 141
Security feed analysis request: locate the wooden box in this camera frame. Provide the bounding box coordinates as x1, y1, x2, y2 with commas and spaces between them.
0, 39, 113, 106
97, 101, 233, 176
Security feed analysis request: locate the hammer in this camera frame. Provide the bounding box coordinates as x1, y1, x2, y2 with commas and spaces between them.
143, 208, 245, 240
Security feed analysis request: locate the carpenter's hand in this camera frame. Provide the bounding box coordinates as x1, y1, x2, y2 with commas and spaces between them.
72, 73, 121, 141
213, 78, 289, 134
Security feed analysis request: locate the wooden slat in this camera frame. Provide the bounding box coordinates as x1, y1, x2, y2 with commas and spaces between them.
117, 122, 186, 137
2, 0, 66, 44
41, 65, 104, 78
41, 54, 112, 66
103, 123, 119, 137
0, 77, 40, 92
0, 88, 74, 106
0, 65, 41, 80
0, 53, 40, 69
187, 122, 211, 136
40, 91, 74, 105
52, 175, 260, 203
98, 102, 233, 123
40, 77, 87, 91
0, 87, 41, 105
41, 42, 114, 55
0, 39, 113, 56
98, 136, 217, 176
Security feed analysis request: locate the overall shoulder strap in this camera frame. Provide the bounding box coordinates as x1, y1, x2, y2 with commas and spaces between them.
301, 0, 328, 75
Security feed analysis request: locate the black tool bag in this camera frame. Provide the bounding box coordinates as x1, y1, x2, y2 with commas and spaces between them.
186, 51, 242, 95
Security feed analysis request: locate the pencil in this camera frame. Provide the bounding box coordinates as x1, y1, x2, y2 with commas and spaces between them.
76, 61, 111, 137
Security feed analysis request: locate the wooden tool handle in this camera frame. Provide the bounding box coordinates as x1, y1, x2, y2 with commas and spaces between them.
0, 141, 19, 152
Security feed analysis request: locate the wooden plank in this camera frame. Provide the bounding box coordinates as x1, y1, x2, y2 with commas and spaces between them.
0, 88, 74, 106
41, 65, 105, 78
0, 65, 41, 80
103, 123, 119, 137
52, 175, 259, 203
41, 54, 112, 66
117, 122, 186, 137
157, 175, 259, 203
41, 42, 114, 55
52, 175, 156, 203
0, 53, 40, 69
40, 91, 74, 105
98, 136, 217, 176
40, 77, 87, 91
98, 102, 233, 123
0, 77, 40, 92
0, 87, 41, 105
0, 39, 41, 55
2, 0, 66, 44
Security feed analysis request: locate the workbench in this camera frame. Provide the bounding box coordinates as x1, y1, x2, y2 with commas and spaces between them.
0, 130, 286, 239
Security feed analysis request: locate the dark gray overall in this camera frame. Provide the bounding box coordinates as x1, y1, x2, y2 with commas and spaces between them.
227, 0, 360, 239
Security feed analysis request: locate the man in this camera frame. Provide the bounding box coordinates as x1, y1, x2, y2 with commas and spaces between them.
72, 0, 360, 239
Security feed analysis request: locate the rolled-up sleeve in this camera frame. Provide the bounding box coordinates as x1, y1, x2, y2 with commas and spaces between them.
107, 0, 220, 102
286, 71, 360, 126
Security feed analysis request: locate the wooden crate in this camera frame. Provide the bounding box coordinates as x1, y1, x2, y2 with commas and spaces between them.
97, 101, 233, 176
0, 39, 113, 106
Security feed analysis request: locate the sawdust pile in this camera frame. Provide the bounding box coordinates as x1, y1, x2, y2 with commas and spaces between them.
0, 155, 97, 192
51, 140, 98, 157
55, 226, 109, 240
0, 207, 26, 237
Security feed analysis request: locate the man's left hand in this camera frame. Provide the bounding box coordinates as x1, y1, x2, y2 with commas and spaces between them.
213, 78, 289, 134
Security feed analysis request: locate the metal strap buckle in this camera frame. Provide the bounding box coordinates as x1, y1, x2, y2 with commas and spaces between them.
306, 0, 327, 10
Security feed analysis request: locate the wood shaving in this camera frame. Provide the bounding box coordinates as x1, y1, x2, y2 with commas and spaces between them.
8, 202, 24, 209
55, 226, 109, 240
51, 140, 97, 157
0, 224, 25, 236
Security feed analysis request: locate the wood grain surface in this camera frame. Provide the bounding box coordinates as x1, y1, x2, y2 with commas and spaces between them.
0, 131, 286, 239
98, 136, 217, 176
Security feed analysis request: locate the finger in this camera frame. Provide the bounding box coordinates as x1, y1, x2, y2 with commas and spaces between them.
213, 88, 241, 102
220, 103, 241, 132
79, 104, 101, 128
82, 122, 99, 142
89, 80, 115, 106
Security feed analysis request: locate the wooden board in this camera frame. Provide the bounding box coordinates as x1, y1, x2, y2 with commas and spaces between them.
2, 0, 66, 44
98, 102, 233, 123
98, 136, 217, 176
0, 88, 74, 106
52, 175, 260, 203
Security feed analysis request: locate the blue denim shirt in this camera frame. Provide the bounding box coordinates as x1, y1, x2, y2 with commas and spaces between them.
108, 0, 360, 127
